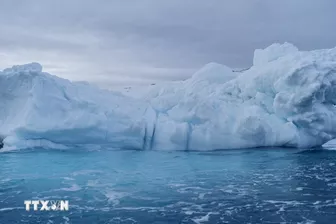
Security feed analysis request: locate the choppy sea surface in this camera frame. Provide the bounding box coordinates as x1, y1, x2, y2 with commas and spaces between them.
1, 143, 336, 224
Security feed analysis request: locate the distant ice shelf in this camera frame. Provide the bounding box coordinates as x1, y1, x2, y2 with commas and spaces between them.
0, 43, 335, 151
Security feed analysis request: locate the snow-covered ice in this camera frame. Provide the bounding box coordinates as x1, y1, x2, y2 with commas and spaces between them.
0, 43, 335, 151
253, 42, 299, 66
0, 63, 148, 150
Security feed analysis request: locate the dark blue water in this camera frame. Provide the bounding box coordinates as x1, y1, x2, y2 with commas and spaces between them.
1, 146, 336, 224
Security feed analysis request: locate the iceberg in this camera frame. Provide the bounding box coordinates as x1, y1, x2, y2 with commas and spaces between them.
1, 43, 335, 151
0, 63, 148, 150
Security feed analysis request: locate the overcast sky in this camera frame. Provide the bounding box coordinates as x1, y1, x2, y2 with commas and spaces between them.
1, 0, 336, 87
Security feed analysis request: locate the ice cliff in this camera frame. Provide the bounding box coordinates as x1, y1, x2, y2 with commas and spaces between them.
1, 43, 335, 151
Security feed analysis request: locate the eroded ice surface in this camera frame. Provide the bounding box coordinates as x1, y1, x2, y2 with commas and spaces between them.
0, 43, 336, 150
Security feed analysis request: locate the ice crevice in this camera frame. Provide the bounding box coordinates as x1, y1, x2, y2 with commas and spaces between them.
0, 136, 3, 149
0, 43, 336, 151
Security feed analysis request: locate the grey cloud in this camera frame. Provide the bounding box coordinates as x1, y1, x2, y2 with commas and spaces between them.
1, 0, 336, 86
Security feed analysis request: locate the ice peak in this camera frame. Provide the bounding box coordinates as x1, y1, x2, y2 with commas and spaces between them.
190, 62, 235, 84
3, 62, 43, 74
253, 42, 299, 66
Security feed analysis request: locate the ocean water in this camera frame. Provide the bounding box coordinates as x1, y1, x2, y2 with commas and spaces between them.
1, 145, 336, 224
